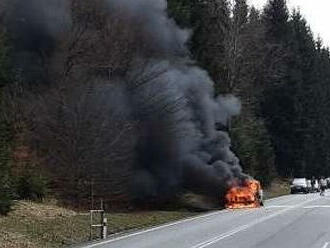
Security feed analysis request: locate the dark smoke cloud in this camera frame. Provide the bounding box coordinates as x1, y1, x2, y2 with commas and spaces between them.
4, 0, 71, 83
105, 0, 190, 56
125, 64, 244, 198
4, 0, 246, 201
104, 0, 246, 198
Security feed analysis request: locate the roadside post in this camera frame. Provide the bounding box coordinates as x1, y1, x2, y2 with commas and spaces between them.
102, 217, 108, 239
89, 200, 108, 240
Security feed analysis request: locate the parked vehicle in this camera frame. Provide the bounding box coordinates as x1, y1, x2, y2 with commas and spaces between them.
326, 178, 330, 189
290, 178, 309, 194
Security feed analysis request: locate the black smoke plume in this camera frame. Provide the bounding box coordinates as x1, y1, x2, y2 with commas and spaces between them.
3, 0, 70, 83
3, 0, 247, 204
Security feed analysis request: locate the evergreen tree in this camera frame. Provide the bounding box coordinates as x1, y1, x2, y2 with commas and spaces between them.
285, 10, 316, 177
262, 0, 290, 43
167, 0, 196, 28
260, 0, 293, 177
189, 0, 231, 93
230, 4, 276, 186
0, 29, 13, 215
225, 0, 249, 92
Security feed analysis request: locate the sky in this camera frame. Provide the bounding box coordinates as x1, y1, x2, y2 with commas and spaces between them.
247, 0, 330, 46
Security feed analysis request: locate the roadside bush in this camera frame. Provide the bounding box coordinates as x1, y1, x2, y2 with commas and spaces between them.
0, 101, 13, 215
0, 175, 13, 215
0, 192, 12, 215
16, 174, 48, 201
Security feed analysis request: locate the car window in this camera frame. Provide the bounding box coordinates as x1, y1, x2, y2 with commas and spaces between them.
292, 179, 306, 185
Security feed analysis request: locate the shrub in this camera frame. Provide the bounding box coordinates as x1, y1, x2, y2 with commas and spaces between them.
0, 192, 12, 215
16, 174, 48, 201
0, 175, 13, 215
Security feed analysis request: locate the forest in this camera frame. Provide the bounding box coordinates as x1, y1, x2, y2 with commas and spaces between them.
1, 0, 330, 214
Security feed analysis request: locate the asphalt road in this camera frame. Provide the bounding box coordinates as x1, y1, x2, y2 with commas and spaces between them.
83, 191, 330, 248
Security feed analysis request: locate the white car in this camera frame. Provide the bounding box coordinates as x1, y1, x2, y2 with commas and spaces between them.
290, 178, 308, 194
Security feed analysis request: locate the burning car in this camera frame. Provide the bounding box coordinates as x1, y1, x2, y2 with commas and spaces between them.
225, 179, 263, 209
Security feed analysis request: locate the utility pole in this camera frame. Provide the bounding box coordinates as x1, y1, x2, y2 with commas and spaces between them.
91, 178, 94, 210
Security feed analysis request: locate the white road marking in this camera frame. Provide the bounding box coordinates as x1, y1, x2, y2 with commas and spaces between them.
266, 205, 330, 209
304, 205, 330, 209
265, 205, 294, 209
191, 197, 318, 248
322, 242, 329, 248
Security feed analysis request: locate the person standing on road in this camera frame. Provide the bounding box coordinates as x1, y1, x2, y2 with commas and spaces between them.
320, 177, 327, 196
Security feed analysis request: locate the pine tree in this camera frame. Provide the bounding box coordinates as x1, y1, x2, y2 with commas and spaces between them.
262, 0, 290, 43
225, 0, 249, 92
167, 0, 197, 28
0, 29, 13, 215
287, 10, 317, 177
189, 0, 231, 93
260, 0, 294, 177
230, 4, 276, 186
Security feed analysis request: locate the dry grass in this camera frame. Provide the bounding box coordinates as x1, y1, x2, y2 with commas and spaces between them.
0, 230, 39, 248
0, 201, 196, 248
11, 201, 77, 220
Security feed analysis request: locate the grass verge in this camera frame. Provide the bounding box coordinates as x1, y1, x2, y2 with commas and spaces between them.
264, 178, 290, 200
0, 201, 196, 248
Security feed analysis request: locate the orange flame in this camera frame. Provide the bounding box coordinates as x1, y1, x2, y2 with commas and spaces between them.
225, 179, 262, 209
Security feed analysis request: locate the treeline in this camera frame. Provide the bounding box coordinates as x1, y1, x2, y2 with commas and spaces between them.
1, 0, 330, 214
168, 0, 330, 181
